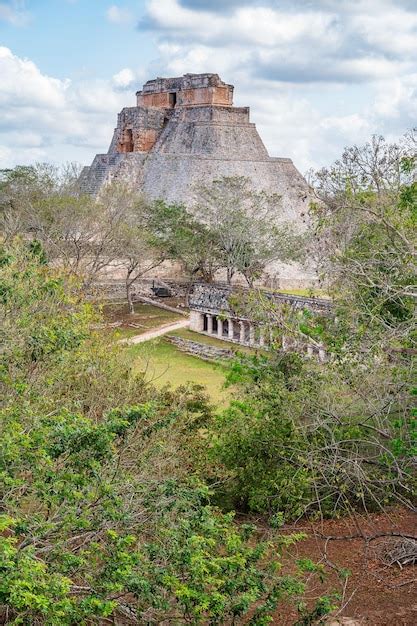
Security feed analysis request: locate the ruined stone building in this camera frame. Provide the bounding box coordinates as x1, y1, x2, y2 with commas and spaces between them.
80, 73, 316, 287
189, 283, 331, 360
80, 73, 310, 214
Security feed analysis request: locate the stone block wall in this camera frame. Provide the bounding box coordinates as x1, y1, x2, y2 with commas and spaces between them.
136, 73, 234, 108
165, 335, 234, 362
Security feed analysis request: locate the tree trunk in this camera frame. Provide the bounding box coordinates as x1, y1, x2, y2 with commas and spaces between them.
126, 276, 134, 314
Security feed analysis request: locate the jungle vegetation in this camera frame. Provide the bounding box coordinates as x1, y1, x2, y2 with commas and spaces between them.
0, 132, 415, 624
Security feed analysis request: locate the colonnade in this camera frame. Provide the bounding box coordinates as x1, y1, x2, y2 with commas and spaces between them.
192, 311, 326, 360
196, 312, 269, 348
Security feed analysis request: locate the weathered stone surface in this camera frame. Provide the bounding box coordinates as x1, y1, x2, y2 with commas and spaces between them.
165, 335, 234, 362
188, 283, 332, 317
188, 283, 330, 361
79, 72, 312, 224
78, 72, 318, 286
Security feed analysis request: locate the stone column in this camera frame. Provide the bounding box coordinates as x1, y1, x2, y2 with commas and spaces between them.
190, 310, 205, 332
259, 329, 265, 347
239, 321, 245, 344
307, 344, 313, 358
217, 318, 223, 338
249, 324, 255, 346
207, 314, 213, 334
318, 346, 326, 362
282, 335, 288, 352
228, 318, 234, 340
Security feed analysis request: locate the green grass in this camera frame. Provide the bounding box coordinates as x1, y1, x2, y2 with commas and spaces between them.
125, 337, 232, 406
274, 287, 330, 298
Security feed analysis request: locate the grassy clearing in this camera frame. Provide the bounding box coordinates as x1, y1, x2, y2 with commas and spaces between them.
102, 301, 185, 338
125, 337, 232, 406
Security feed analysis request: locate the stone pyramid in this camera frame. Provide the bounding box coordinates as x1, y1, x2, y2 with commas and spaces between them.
79, 73, 312, 226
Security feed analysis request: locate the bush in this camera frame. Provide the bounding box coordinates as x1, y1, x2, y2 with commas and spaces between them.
0, 241, 330, 624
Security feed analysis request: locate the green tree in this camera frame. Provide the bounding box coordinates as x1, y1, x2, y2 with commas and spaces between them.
147, 200, 223, 283
194, 176, 304, 286
1, 240, 325, 624
210, 134, 416, 520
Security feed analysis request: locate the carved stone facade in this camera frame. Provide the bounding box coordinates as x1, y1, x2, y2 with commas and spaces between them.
188, 283, 331, 361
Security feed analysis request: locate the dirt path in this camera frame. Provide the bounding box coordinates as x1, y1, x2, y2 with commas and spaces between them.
119, 319, 190, 345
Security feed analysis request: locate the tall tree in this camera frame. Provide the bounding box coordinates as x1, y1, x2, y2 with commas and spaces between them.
194, 176, 304, 285
0, 165, 155, 289
146, 200, 223, 283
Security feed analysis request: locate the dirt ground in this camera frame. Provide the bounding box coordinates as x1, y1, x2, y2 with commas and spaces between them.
268, 507, 417, 625
101, 301, 184, 338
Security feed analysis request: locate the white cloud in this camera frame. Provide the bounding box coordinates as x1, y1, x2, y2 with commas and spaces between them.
0, 47, 138, 167
0, 46, 68, 108
145, 0, 336, 49
112, 67, 135, 88
106, 4, 132, 24
1, 0, 416, 172
142, 0, 417, 85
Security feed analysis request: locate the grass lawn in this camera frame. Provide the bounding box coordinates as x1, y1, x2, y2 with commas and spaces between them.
125, 337, 233, 406
101, 301, 185, 338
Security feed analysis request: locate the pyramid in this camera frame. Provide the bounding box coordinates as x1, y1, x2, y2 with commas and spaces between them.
79, 73, 312, 227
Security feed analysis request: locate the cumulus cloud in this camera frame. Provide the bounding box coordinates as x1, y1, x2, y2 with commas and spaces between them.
1, 0, 416, 171
140, 0, 417, 85
112, 68, 135, 89
0, 47, 139, 167
136, 0, 416, 169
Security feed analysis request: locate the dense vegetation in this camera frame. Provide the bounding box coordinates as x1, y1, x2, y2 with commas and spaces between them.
209, 134, 416, 518
1, 242, 331, 624
0, 132, 415, 624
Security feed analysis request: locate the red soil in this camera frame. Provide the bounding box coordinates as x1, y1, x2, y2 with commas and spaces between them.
270, 508, 417, 625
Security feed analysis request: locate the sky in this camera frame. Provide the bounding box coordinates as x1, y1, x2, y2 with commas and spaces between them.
0, 0, 416, 174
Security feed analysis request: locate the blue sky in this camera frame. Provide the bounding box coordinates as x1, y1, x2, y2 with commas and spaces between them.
0, 0, 416, 173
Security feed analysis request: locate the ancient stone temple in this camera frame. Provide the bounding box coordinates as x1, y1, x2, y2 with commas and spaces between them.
79, 73, 311, 225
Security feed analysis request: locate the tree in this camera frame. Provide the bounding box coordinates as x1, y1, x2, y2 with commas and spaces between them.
0, 165, 151, 287
209, 134, 416, 520
311, 132, 416, 350
194, 176, 304, 285
146, 200, 223, 283
1, 239, 328, 625
113, 201, 165, 313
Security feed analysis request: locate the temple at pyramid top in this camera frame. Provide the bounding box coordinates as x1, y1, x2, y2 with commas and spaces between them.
136, 73, 234, 108
104, 72, 262, 156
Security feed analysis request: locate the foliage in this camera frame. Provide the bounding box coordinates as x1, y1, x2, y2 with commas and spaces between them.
194, 176, 304, 285
211, 349, 416, 519
0, 240, 328, 624
209, 134, 416, 520
311, 133, 416, 352
0, 401, 309, 625
0, 165, 161, 290
146, 200, 222, 282
146, 177, 305, 286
